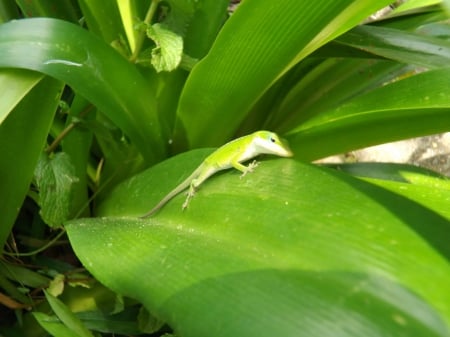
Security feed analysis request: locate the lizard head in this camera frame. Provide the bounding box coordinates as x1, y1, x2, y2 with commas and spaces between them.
254, 131, 293, 157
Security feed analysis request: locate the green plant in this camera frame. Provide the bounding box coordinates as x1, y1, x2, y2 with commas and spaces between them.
0, 0, 449, 336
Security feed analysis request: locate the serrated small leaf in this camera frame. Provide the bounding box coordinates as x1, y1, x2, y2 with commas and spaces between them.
147, 23, 183, 72
34, 152, 79, 227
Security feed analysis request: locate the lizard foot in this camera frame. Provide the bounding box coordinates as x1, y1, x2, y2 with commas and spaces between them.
182, 189, 196, 210
240, 160, 259, 179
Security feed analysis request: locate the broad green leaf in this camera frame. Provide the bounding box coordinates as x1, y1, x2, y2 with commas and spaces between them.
175, 0, 394, 147
146, 23, 183, 72
67, 151, 450, 337
0, 74, 62, 248
34, 152, 79, 228
95, 149, 212, 217
0, 18, 166, 164
288, 68, 450, 161
0, 68, 42, 125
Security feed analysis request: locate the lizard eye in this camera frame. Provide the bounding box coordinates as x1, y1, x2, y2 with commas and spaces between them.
270, 137, 275, 143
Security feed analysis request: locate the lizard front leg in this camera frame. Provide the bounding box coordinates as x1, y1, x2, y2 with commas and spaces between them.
242, 160, 259, 177
231, 160, 259, 178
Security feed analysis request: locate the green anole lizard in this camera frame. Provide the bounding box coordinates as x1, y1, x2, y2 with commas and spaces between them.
140, 130, 293, 218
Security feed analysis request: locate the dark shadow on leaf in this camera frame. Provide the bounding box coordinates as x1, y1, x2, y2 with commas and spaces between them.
160, 269, 448, 337
322, 165, 450, 261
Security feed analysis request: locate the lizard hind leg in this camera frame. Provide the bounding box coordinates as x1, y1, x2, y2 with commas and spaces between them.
182, 180, 197, 210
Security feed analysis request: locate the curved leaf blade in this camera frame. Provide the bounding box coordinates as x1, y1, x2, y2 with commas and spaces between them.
268, 58, 407, 132
0, 18, 166, 163
67, 153, 450, 337
0, 74, 63, 247
176, 0, 394, 147
0, 68, 42, 124
289, 68, 450, 161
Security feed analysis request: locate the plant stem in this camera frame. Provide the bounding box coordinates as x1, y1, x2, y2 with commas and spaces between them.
129, 0, 160, 63
45, 104, 94, 154
3, 229, 67, 257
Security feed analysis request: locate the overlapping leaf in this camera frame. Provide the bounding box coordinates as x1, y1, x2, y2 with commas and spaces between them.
67, 151, 450, 337
288, 68, 450, 161
175, 0, 394, 147
0, 18, 166, 163
0, 74, 62, 247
